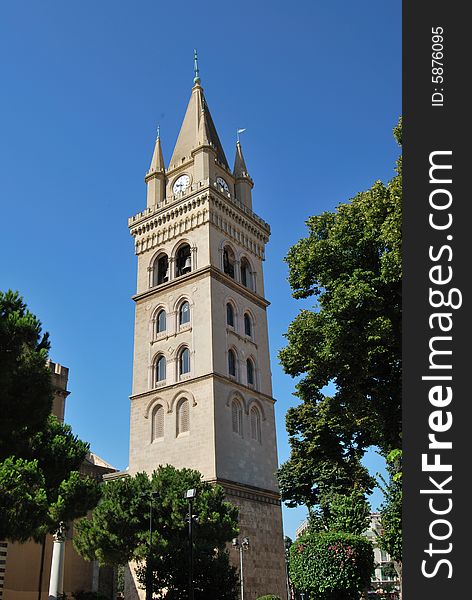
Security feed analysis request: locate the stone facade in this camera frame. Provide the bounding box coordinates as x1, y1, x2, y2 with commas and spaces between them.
127, 70, 287, 599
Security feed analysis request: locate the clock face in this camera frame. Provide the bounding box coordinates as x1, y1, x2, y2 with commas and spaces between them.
173, 174, 190, 194
216, 176, 229, 193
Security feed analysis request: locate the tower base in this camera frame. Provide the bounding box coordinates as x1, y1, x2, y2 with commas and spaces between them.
222, 480, 288, 600
124, 481, 288, 600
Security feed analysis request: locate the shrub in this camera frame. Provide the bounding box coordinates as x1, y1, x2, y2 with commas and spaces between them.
289, 531, 374, 600
256, 596, 282, 600
72, 592, 109, 600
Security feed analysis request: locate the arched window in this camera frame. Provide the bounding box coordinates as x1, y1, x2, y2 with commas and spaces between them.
228, 349, 237, 377
179, 347, 190, 376
176, 244, 192, 277
231, 400, 243, 435
155, 356, 166, 382
156, 310, 166, 334
153, 254, 169, 286
250, 406, 261, 442
152, 405, 164, 441
223, 246, 235, 279
244, 313, 252, 337
226, 303, 234, 327
240, 258, 253, 289
246, 358, 255, 386
179, 301, 190, 326
177, 398, 190, 435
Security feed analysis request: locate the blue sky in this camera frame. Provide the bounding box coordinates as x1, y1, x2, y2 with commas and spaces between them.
0, 1, 401, 539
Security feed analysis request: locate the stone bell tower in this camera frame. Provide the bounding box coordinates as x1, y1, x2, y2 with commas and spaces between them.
127, 54, 287, 599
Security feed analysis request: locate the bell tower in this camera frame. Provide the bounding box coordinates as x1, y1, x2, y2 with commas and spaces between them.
127, 54, 287, 599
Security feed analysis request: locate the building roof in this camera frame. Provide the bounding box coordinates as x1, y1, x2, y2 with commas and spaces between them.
168, 83, 229, 171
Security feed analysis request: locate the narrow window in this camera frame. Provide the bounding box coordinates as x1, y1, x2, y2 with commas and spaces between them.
156, 310, 166, 334
179, 348, 190, 375
244, 313, 252, 337
240, 258, 252, 289
232, 400, 242, 435
179, 301, 190, 326
228, 349, 236, 377
152, 405, 164, 440
177, 398, 190, 435
153, 254, 169, 285
226, 303, 234, 327
250, 406, 261, 442
176, 244, 192, 277
223, 246, 235, 278
156, 356, 166, 382
246, 359, 254, 385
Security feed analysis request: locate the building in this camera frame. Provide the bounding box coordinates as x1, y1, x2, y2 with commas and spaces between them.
294, 519, 309, 540
0, 361, 116, 600
365, 513, 399, 595
126, 58, 287, 599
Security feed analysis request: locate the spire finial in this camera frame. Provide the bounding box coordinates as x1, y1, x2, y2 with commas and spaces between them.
156, 124, 160, 141
193, 49, 201, 84
237, 128, 246, 143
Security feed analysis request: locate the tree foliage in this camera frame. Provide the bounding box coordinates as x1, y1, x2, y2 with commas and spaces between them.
278, 119, 402, 510
379, 449, 402, 569
324, 491, 371, 536
289, 531, 374, 600
74, 465, 239, 600
0, 290, 100, 542
0, 290, 52, 456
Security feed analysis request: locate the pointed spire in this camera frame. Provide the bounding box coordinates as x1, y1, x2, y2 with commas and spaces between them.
169, 83, 229, 170
233, 141, 249, 179
233, 140, 253, 209
147, 127, 165, 175
198, 98, 211, 146
145, 126, 166, 208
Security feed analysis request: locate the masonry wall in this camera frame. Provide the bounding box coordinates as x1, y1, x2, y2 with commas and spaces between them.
225, 492, 288, 600
1, 536, 113, 600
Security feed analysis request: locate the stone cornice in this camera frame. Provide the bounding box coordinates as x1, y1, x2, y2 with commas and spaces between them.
103, 472, 281, 506
210, 266, 271, 307
129, 370, 276, 405
129, 183, 270, 252
132, 265, 270, 309
208, 190, 270, 242
212, 478, 281, 506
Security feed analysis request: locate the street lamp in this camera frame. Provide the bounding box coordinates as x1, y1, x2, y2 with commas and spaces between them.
232, 536, 250, 600
141, 490, 159, 600
185, 488, 197, 600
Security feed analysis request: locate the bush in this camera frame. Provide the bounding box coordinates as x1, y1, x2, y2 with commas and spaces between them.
289, 531, 374, 600
257, 596, 282, 600
72, 592, 110, 600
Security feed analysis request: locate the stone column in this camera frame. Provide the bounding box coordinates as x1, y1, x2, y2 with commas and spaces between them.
48, 523, 66, 600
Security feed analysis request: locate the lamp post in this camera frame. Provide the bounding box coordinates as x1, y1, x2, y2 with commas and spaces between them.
185, 488, 197, 600
141, 490, 159, 600
232, 536, 249, 600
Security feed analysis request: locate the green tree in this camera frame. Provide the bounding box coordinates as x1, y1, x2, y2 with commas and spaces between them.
0, 417, 100, 542
325, 490, 371, 536
0, 290, 100, 542
278, 119, 402, 510
0, 290, 52, 456
74, 465, 239, 600
289, 531, 374, 600
378, 449, 402, 593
